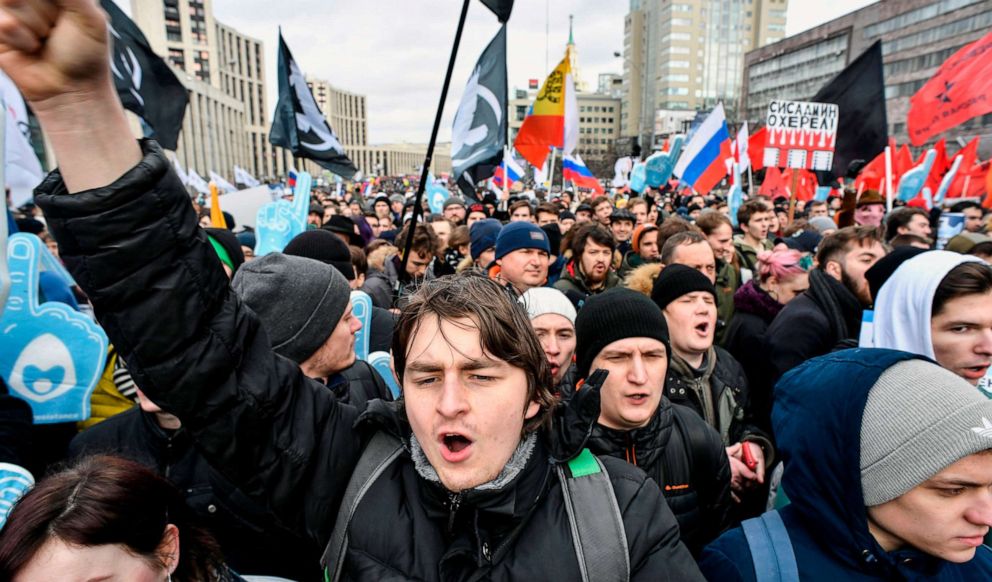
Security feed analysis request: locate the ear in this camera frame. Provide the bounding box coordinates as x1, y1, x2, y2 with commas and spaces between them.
159, 523, 180, 575
525, 400, 540, 420
823, 260, 842, 281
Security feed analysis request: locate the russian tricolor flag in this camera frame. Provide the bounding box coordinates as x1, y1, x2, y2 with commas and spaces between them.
673, 103, 732, 195
493, 153, 524, 188
563, 154, 604, 194
287, 169, 298, 188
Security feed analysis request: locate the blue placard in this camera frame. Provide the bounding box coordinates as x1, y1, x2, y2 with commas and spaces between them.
350, 290, 373, 361
255, 172, 313, 256
427, 175, 450, 215
368, 351, 400, 399
0, 234, 108, 423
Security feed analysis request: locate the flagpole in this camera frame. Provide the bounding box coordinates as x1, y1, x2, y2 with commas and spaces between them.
400, 0, 471, 280
502, 146, 509, 201
747, 165, 753, 195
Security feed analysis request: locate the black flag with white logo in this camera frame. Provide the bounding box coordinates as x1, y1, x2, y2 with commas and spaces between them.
269, 32, 358, 179
100, 0, 188, 150
452, 24, 507, 199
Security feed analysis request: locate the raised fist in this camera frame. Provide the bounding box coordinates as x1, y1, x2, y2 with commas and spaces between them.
0, 0, 110, 103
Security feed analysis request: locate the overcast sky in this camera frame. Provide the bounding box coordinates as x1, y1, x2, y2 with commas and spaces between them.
115, 0, 877, 144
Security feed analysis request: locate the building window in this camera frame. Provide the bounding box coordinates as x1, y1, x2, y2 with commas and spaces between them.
168, 48, 185, 70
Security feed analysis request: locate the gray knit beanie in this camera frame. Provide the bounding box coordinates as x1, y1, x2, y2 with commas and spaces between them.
232, 253, 351, 364
860, 359, 992, 506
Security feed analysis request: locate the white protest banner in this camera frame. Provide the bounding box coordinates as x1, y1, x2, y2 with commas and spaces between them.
763, 100, 839, 171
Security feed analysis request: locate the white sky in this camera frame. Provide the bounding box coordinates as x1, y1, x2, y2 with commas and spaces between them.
114, 0, 878, 144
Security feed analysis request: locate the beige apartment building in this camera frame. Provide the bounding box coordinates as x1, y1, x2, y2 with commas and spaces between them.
622, 0, 788, 149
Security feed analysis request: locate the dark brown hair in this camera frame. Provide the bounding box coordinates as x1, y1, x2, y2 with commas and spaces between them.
349, 245, 368, 277
395, 223, 439, 256
591, 197, 613, 212
660, 231, 709, 265
448, 225, 471, 251
0, 456, 225, 581
933, 262, 992, 316
392, 273, 557, 433
626, 197, 648, 212
737, 200, 772, 227
569, 223, 616, 259
536, 203, 558, 221
815, 226, 883, 270
884, 207, 929, 242
656, 216, 700, 252
509, 200, 533, 217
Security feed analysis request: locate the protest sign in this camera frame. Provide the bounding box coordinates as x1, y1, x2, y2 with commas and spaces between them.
764, 100, 838, 171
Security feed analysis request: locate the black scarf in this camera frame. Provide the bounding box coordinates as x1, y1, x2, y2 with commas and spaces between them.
806, 269, 863, 347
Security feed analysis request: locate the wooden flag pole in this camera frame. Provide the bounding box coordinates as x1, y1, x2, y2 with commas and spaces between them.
787, 168, 799, 225
400, 0, 471, 281
884, 145, 894, 213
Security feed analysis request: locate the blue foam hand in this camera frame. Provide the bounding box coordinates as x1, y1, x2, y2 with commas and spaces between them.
922, 187, 934, 211
0, 463, 33, 529
814, 187, 832, 202
255, 171, 313, 256
934, 155, 963, 206
368, 351, 400, 399
644, 135, 684, 188
629, 162, 647, 193
897, 149, 936, 202
350, 290, 373, 362
0, 200, 9, 318
426, 174, 450, 215
0, 234, 108, 423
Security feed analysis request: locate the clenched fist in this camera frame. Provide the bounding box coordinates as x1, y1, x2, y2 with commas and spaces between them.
0, 0, 110, 104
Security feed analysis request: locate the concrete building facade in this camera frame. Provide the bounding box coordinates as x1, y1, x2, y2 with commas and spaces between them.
622, 0, 788, 148
742, 0, 992, 156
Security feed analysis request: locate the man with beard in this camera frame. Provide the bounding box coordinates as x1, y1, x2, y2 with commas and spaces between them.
554, 223, 620, 300
765, 226, 886, 382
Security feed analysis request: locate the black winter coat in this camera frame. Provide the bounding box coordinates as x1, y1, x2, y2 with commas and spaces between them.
69, 408, 321, 581
585, 401, 733, 556
36, 141, 703, 581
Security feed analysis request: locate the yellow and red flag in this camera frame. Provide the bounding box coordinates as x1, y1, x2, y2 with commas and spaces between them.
513, 47, 578, 169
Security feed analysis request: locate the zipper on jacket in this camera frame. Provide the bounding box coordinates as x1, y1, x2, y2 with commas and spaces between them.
447, 492, 463, 533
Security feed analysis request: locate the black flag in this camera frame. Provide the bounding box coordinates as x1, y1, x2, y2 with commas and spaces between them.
452, 25, 507, 199
100, 0, 188, 150
812, 40, 888, 180
269, 33, 358, 179
480, 0, 513, 22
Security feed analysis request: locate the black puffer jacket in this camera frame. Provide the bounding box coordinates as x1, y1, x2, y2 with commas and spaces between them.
585, 401, 732, 556
36, 141, 703, 581
69, 408, 321, 581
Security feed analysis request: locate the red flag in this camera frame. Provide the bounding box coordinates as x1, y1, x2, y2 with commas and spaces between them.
748, 127, 766, 171
759, 167, 788, 199
855, 149, 887, 192
925, 138, 948, 194
784, 169, 818, 202
983, 164, 992, 209
894, 144, 914, 178
907, 30, 992, 146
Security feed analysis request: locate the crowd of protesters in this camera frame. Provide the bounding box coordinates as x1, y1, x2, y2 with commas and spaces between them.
3, 1, 992, 581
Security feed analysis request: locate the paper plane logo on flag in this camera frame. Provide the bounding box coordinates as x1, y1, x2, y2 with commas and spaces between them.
673, 103, 732, 196
563, 154, 604, 194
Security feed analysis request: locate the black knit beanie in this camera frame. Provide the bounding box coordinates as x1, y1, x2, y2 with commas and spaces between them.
651, 264, 716, 311
574, 288, 670, 380
284, 229, 355, 280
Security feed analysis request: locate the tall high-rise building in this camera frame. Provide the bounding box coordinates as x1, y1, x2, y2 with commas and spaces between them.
622, 0, 787, 148
131, 0, 285, 182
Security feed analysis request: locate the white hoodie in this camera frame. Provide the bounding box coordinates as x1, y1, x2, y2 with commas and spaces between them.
869, 251, 984, 358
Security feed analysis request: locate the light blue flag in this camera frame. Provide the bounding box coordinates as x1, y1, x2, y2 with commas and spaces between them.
255, 171, 312, 256
0, 234, 108, 423
427, 174, 451, 215
727, 162, 743, 228
897, 149, 936, 203
934, 155, 963, 207
645, 136, 684, 188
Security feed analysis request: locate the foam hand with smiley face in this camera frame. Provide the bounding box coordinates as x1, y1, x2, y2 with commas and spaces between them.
0, 234, 108, 423
933, 154, 963, 207
644, 135, 684, 189
254, 171, 313, 256
629, 162, 648, 194
350, 290, 372, 362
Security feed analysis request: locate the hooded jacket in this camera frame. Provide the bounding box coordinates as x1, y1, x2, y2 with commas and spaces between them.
553, 260, 621, 298
584, 401, 733, 556
867, 251, 983, 358
699, 349, 992, 581
764, 269, 863, 383
35, 141, 703, 582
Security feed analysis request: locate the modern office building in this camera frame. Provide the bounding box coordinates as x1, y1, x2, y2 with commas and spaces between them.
622, 0, 788, 148
743, 0, 992, 155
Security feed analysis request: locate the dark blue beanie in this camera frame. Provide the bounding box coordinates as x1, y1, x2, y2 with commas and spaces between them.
470, 219, 502, 260
495, 222, 550, 259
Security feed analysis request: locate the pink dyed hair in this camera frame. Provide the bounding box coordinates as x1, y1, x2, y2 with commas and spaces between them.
756, 249, 806, 284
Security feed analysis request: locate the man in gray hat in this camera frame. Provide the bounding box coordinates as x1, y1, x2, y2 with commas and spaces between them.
443, 196, 467, 225
233, 253, 392, 406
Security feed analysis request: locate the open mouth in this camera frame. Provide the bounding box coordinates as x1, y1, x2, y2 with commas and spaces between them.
694, 322, 710, 335
439, 432, 474, 462
625, 393, 650, 404
962, 364, 990, 380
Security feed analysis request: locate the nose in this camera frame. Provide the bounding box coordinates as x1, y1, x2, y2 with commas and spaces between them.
976, 329, 992, 356
964, 492, 992, 528
544, 336, 560, 357
436, 375, 470, 418
351, 316, 363, 335
627, 353, 648, 386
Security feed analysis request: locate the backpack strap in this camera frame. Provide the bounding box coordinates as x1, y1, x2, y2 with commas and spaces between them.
741, 510, 799, 582
556, 449, 630, 582
321, 431, 404, 582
